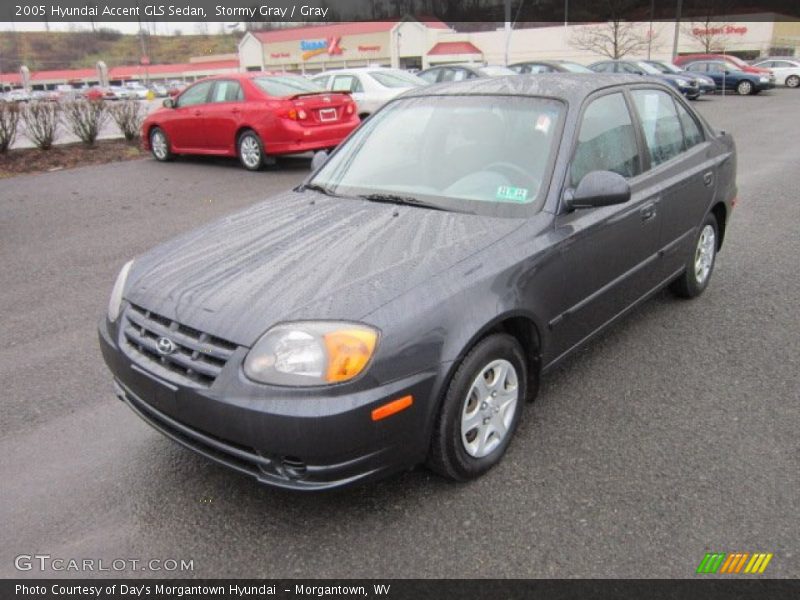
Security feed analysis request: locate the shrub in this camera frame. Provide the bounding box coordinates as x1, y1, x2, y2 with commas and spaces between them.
63, 99, 108, 146
109, 100, 145, 142
22, 101, 60, 150
0, 101, 21, 153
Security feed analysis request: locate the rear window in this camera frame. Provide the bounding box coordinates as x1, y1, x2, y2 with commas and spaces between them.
252, 76, 323, 97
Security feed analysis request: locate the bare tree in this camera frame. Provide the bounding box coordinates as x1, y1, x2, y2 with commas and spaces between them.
109, 100, 145, 142
0, 101, 20, 153
63, 99, 108, 146
22, 101, 60, 150
571, 20, 653, 59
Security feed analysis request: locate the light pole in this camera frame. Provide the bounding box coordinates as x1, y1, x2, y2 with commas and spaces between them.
672, 0, 683, 60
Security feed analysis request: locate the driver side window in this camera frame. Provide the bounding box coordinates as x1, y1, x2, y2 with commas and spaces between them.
176, 81, 213, 108
571, 92, 641, 186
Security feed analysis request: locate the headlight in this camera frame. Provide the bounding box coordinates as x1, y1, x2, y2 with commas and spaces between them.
677, 79, 688, 87
244, 321, 379, 386
107, 259, 134, 322
759, 76, 769, 82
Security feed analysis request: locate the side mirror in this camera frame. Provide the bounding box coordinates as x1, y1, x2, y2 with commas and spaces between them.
564, 170, 631, 211
162, 97, 175, 108
310, 150, 329, 171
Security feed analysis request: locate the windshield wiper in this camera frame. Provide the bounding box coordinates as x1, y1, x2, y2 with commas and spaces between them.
358, 193, 448, 212
302, 182, 338, 197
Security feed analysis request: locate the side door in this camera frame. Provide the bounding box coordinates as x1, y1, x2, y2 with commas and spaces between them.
169, 80, 214, 150
628, 87, 717, 277
204, 79, 246, 152
547, 90, 663, 362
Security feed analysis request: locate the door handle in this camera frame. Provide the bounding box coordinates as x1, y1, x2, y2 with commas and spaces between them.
193, 110, 202, 117
703, 171, 714, 187
640, 203, 657, 222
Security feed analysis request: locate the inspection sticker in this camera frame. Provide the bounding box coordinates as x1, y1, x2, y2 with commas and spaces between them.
496, 186, 529, 202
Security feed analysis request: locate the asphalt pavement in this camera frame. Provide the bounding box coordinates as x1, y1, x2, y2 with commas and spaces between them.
0, 89, 798, 579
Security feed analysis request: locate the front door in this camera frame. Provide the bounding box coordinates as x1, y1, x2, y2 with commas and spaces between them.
168, 80, 214, 151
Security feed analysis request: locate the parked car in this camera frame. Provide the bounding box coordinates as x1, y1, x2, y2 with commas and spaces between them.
675, 53, 773, 79
684, 60, 774, 95
310, 67, 426, 119
106, 85, 127, 100
142, 73, 359, 171
417, 64, 516, 84
4, 89, 31, 102
509, 60, 593, 74
165, 80, 186, 96
643, 60, 717, 94
589, 59, 701, 99
147, 83, 169, 97
83, 85, 117, 102
123, 82, 151, 100
752, 58, 800, 88
101, 74, 737, 490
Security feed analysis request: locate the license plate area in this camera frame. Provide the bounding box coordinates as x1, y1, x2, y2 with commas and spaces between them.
318, 108, 338, 122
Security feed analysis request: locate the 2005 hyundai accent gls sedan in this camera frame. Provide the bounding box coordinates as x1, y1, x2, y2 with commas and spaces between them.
99, 74, 737, 490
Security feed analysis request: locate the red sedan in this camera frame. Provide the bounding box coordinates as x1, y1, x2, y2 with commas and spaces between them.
141, 73, 360, 170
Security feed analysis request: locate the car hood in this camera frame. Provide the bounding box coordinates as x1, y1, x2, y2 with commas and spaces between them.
125, 190, 523, 347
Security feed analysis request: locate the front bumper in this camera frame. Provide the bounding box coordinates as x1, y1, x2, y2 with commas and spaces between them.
99, 317, 439, 490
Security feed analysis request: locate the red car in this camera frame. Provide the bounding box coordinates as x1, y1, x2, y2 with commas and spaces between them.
142, 73, 360, 171
674, 53, 771, 75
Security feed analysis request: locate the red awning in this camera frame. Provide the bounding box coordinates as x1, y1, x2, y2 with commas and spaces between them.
427, 42, 482, 56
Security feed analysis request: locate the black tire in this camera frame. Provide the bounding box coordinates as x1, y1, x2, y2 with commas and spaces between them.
786, 75, 799, 88
670, 213, 719, 299
149, 127, 173, 162
427, 333, 527, 481
736, 80, 754, 96
237, 130, 265, 171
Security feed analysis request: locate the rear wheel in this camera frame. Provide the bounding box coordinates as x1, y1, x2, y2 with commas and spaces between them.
671, 213, 718, 299
427, 333, 527, 481
149, 127, 173, 162
786, 75, 799, 88
736, 80, 753, 96
237, 130, 264, 171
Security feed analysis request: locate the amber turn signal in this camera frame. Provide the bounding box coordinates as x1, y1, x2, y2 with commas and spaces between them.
323, 329, 378, 383
371, 395, 414, 421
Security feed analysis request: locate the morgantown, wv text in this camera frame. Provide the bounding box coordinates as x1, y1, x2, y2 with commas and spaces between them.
16, 584, 392, 598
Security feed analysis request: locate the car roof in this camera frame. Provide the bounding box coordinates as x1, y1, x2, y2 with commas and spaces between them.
312, 67, 400, 75
400, 73, 671, 102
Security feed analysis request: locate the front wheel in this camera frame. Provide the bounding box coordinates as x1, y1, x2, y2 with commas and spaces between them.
427, 333, 527, 481
149, 127, 173, 162
237, 130, 265, 171
671, 213, 719, 299
786, 75, 799, 88
736, 80, 753, 95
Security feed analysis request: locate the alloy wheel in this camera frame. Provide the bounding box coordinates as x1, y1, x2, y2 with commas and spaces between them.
151, 130, 168, 160
694, 224, 716, 285
239, 135, 261, 169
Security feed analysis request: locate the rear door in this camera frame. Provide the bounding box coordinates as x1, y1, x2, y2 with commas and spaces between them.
204, 79, 246, 151
331, 74, 367, 112
169, 80, 214, 150
628, 88, 717, 277
548, 89, 663, 362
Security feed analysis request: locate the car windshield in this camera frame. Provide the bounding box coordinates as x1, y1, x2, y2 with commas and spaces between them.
309, 95, 564, 217
558, 62, 593, 73
647, 61, 679, 74
634, 61, 664, 75
369, 70, 426, 88
252, 76, 323, 97
478, 65, 517, 77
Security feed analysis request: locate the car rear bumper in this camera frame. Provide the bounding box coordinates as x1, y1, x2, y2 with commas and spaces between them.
264, 119, 359, 155
98, 316, 438, 490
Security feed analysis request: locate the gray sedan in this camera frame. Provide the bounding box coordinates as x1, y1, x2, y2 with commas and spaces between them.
99, 74, 737, 490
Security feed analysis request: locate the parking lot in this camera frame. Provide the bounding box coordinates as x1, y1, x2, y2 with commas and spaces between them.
0, 88, 797, 578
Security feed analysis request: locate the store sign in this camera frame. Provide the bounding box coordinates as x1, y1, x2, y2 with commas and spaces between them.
692, 25, 748, 36
300, 37, 344, 61
358, 45, 381, 52
270, 52, 290, 59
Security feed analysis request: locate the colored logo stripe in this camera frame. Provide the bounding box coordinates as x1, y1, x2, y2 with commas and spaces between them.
697, 552, 773, 574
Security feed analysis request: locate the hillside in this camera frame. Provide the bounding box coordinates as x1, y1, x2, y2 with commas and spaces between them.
0, 29, 240, 72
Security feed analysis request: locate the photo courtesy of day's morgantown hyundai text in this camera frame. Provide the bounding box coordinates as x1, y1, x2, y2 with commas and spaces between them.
98, 74, 737, 490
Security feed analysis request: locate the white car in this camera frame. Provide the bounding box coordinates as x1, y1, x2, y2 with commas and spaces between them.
5, 89, 31, 102
310, 67, 426, 118
122, 82, 150, 99
752, 58, 800, 88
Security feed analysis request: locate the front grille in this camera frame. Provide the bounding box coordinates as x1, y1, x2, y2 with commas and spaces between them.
122, 303, 237, 387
